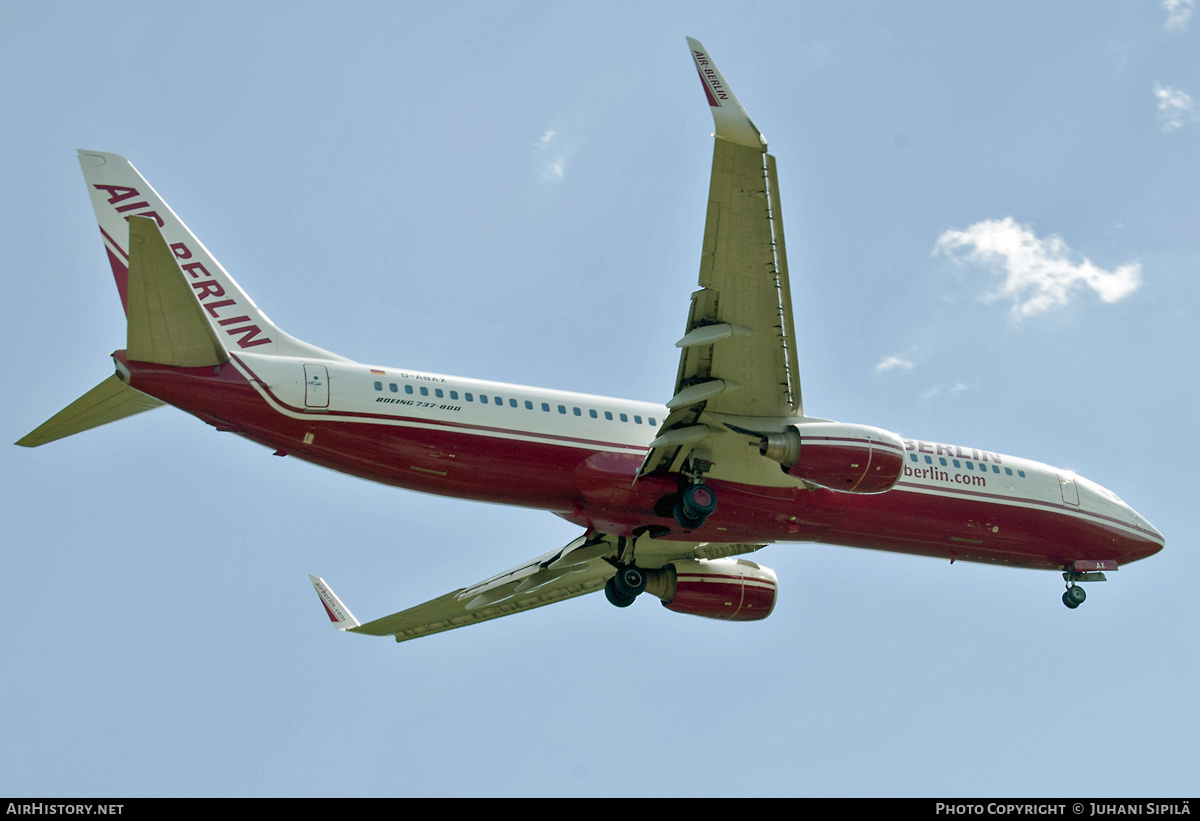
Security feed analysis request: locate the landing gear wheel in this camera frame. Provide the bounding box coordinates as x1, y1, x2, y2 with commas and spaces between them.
673, 499, 707, 530
604, 576, 636, 608
611, 566, 647, 598
673, 483, 718, 530
1063, 585, 1086, 609
681, 484, 718, 518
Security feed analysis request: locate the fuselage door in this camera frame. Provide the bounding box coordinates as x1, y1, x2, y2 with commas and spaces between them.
304, 364, 330, 409
1058, 473, 1080, 506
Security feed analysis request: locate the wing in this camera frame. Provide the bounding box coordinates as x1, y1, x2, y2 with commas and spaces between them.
310, 534, 766, 643
638, 39, 802, 483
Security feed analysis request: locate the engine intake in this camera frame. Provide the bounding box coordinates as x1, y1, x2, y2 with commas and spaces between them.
760, 422, 905, 494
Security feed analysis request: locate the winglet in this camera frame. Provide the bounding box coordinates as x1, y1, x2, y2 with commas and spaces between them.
308, 575, 361, 631
686, 37, 765, 149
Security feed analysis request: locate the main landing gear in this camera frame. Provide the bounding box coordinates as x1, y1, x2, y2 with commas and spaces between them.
604, 564, 678, 609
604, 565, 647, 608
673, 482, 718, 530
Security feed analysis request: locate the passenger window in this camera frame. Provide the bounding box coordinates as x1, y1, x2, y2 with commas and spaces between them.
558, 405, 566, 414
510, 399, 518, 408
573, 407, 581, 416
649, 418, 657, 426
525, 400, 533, 410
481, 395, 488, 404
939, 457, 947, 466
420, 387, 428, 396
589, 409, 598, 418
374, 382, 382, 391
620, 413, 628, 422
541, 402, 550, 412
465, 393, 474, 402
604, 411, 613, 420
435, 389, 443, 398
634, 416, 642, 424
404, 385, 412, 394
450, 391, 458, 400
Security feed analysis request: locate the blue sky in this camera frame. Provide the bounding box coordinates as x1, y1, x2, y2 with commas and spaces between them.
3, 1, 1197, 797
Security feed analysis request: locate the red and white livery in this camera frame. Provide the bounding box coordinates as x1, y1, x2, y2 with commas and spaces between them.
18, 39, 1164, 641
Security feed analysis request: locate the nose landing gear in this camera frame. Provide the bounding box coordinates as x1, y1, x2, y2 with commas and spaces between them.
1060, 562, 1112, 609
1062, 584, 1087, 609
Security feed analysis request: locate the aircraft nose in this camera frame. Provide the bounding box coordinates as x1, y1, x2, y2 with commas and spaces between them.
1128, 505, 1165, 558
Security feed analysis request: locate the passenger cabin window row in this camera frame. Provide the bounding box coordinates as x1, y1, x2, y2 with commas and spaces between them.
372, 379, 656, 425
908, 452, 1026, 478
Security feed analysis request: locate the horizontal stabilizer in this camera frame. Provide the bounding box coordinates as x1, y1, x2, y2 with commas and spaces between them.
126, 216, 229, 367
16, 374, 164, 447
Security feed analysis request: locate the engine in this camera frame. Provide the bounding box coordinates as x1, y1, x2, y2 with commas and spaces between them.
645, 558, 778, 621
759, 421, 905, 494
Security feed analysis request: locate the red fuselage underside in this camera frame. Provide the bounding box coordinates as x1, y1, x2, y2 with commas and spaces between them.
122, 355, 1163, 573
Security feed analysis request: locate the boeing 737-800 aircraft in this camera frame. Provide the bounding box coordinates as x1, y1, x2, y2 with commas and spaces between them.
18, 40, 1163, 642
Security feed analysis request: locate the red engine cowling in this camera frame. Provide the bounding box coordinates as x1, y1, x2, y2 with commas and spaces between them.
658, 558, 778, 622
760, 422, 905, 494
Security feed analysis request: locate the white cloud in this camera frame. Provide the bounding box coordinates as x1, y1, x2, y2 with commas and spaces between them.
933, 218, 1142, 321
920, 383, 969, 401
534, 129, 566, 181
1163, 0, 1194, 30
1154, 84, 1199, 132
875, 355, 914, 373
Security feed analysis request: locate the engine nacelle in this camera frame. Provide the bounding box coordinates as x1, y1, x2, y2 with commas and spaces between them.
652, 558, 778, 622
760, 421, 905, 494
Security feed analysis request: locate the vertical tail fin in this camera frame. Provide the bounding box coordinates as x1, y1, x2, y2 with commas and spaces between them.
78, 150, 344, 361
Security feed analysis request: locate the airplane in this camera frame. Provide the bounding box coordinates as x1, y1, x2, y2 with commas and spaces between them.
18, 39, 1164, 643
